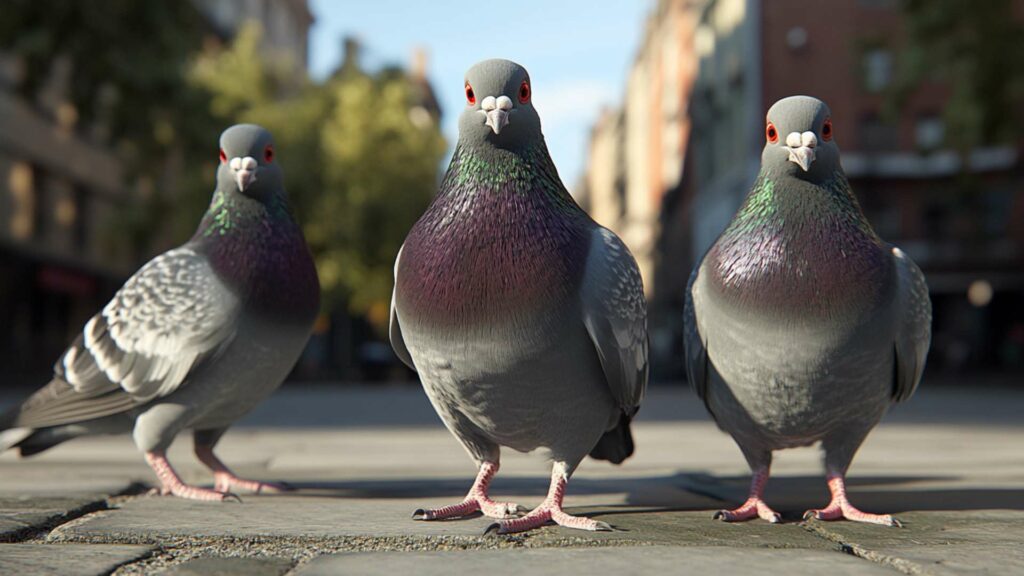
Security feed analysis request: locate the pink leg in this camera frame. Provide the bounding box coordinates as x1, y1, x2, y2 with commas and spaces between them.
714, 466, 781, 523
144, 451, 239, 502
485, 463, 611, 535
194, 444, 290, 494
804, 473, 900, 527
414, 461, 524, 520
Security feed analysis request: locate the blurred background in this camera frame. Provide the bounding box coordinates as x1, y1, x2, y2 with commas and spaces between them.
0, 0, 1021, 389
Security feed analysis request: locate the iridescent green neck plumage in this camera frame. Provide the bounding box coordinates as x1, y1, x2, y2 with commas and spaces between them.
723, 169, 878, 243
197, 188, 292, 238
444, 141, 578, 210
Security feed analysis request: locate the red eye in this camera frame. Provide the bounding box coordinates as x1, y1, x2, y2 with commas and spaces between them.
264, 144, 274, 163
518, 81, 530, 103
821, 118, 833, 142
219, 148, 227, 164
465, 82, 476, 105
766, 122, 778, 143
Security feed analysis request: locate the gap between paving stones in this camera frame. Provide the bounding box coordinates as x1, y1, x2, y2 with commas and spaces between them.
0, 482, 149, 544
801, 521, 926, 575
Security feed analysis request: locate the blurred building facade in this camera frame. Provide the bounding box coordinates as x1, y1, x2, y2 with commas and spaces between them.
194, 0, 314, 68
614, 0, 1024, 375
0, 2, 315, 385
580, 0, 704, 371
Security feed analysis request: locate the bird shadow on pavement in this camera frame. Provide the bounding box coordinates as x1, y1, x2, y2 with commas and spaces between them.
680, 473, 1024, 514
254, 471, 1023, 516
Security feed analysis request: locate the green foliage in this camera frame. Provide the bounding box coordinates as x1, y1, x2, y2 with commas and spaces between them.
894, 0, 1024, 152
0, 1, 214, 179
316, 68, 446, 320
190, 24, 446, 324
3, 12, 445, 326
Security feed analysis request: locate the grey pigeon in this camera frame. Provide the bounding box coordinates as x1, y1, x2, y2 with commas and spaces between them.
390, 59, 648, 534
0, 124, 320, 501
684, 96, 931, 526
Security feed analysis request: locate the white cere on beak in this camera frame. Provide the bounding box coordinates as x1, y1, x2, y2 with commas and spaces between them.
230, 156, 258, 191
785, 131, 817, 172
480, 95, 513, 134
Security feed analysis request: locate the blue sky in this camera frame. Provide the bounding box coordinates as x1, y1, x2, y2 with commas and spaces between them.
308, 0, 653, 190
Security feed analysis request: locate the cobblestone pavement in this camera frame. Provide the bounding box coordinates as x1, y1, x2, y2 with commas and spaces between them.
0, 383, 1021, 575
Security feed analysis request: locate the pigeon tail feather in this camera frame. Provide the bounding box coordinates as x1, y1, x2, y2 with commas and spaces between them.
588, 412, 634, 465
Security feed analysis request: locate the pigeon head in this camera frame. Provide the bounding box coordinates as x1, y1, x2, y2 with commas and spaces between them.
458, 59, 542, 150
216, 124, 283, 200
762, 96, 840, 180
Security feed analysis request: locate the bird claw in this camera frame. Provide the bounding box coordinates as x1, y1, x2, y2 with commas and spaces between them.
221, 492, 243, 503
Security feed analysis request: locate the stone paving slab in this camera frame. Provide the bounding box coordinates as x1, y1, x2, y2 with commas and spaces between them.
162, 556, 294, 576
48, 490, 740, 544
0, 543, 153, 576
805, 510, 1024, 575
295, 546, 895, 576
0, 386, 1018, 574
0, 493, 128, 541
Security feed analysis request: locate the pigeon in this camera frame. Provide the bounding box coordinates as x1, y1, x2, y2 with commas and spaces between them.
0, 124, 320, 501
684, 96, 931, 526
390, 59, 648, 534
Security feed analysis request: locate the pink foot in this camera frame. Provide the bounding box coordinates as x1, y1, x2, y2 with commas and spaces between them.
413, 461, 524, 520
194, 444, 289, 495
714, 497, 781, 523
713, 465, 780, 523
484, 464, 611, 535
486, 501, 611, 534
803, 474, 901, 527
144, 451, 240, 502
213, 472, 291, 494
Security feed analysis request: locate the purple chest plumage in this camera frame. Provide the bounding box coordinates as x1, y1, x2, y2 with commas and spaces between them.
397, 185, 589, 329
707, 173, 892, 321
195, 195, 320, 325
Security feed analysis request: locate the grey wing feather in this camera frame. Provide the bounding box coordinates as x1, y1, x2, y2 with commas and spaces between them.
60, 247, 239, 404
581, 227, 648, 415
389, 244, 415, 371
891, 246, 931, 402
683, 264, 710, 405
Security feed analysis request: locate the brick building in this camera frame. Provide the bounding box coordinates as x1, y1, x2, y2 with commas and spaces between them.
656, 0, 1024, 375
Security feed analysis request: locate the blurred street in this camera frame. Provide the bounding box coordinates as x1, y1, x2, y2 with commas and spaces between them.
1, 382, 1021, 575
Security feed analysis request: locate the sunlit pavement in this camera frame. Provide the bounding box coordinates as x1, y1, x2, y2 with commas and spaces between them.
0, 383, 1021, 575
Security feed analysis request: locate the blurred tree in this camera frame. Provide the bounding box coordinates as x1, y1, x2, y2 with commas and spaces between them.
0, 2, 219, 261
317, 66, 446, 325
894, 0, 1024, 153
191, 24, 446, 328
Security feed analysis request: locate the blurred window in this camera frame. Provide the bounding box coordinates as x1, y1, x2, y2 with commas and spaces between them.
915, 115, 945, 151
924, 203, 950, 242
8, 161, 34, 240
858, 0, 898, 8
863, 49, 893, 92
73, 185, 90, 254
859, 113, 898, 151
31, 166, 47, 243
984, 187, 1014, 238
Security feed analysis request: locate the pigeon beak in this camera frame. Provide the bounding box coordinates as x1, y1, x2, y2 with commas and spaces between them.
229, 156, 258, 192
480, 95, 513, 135
785, 131, 817, 172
